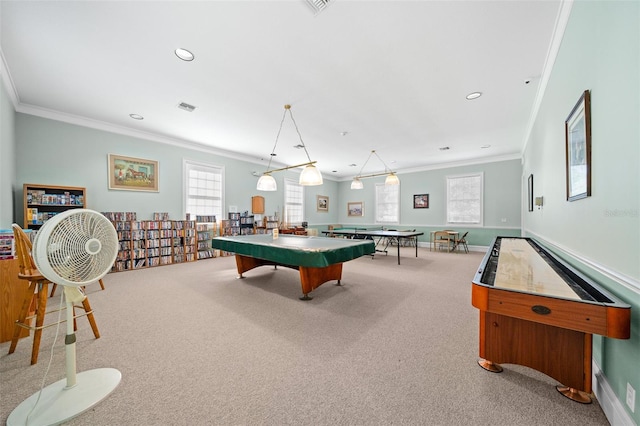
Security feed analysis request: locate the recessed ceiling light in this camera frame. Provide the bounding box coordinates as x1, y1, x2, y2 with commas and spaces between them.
175, 48, 194, 61
466, 92, 482, 100
129, 114, 144, 120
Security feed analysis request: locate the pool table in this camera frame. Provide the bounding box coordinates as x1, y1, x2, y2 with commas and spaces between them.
211, 234, 375, 300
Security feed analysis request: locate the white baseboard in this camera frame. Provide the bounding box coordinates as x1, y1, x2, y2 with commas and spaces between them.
593, 361, 636, 426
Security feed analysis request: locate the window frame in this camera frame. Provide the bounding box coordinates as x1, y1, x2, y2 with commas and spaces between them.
445, 172, 483, 226
283, 178, 304, 226
183, 159, 224, 221
374, 182, 400, 225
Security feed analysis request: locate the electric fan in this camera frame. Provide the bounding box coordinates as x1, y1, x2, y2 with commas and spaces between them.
8, 209, 121, 426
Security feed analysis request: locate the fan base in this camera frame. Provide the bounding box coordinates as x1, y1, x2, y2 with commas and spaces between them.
7, 367, 121, 426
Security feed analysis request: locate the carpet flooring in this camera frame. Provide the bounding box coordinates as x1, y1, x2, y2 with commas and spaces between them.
1, 247, 610, 425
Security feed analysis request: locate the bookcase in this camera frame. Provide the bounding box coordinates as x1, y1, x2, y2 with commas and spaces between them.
221, 212, 254, 236
23, 184, 85, 230
196, 215, 218, 260
103, 212, 197, 272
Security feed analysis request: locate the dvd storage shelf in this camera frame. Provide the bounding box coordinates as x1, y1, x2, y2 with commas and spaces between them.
103, 212, 197, 272
196, 215, 218, 260
221, 212, 254, 237
23, 184, 86, 230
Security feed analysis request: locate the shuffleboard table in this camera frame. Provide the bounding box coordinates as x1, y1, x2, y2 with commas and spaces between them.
472, 237, 630, 403
211, 234, 375, 300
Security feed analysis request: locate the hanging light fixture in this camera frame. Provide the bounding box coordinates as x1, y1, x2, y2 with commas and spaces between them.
350, 150, 400, 189
256, 104, 323, 191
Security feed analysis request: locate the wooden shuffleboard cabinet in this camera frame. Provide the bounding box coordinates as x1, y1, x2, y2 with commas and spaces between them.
471, 237, 630, 403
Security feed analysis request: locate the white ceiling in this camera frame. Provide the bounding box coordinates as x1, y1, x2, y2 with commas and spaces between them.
1, 0, 563, 179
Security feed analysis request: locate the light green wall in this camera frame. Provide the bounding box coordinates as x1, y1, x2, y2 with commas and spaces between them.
523, 1, 639, 422
13, 113, 342, 227
330, 159, 522, 246
0, 79, 16, 229
14, 113, 520, 248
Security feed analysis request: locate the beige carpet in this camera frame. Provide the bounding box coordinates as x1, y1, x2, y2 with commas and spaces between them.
1, 247, 610, 425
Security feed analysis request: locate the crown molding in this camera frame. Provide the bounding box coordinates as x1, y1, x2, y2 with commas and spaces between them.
521, 0, 574, 155
0, 48, 19, 107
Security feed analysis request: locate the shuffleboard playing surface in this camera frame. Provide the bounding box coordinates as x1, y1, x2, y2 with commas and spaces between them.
494, 238, 581, 300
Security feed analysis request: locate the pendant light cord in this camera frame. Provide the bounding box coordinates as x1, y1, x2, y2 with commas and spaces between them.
286, 107, 314, 163
264, 108, 288, 173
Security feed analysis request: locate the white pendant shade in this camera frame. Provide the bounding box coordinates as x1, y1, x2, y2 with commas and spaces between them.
299, 164, 323, 186
256, 174, 277, 191
350, 178, 363, 189
385, 173, 400, 185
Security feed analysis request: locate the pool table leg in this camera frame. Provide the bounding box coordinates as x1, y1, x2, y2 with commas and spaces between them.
234, 255, 277, 278
298, 263, 343, 301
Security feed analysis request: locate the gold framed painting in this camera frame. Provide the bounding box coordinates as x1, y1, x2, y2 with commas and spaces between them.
108, 154, 159, 192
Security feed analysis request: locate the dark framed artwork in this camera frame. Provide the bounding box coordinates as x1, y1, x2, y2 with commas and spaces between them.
565, 90, 591, 201
413, 194, 429, 209
528, 174, 534, 212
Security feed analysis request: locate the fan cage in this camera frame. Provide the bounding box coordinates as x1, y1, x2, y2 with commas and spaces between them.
34, 209, 118, 287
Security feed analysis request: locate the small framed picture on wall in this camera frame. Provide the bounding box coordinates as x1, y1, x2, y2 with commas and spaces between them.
347, 202, 364, 217
565, 90, 591, 201
413, 194, 429, 209
528, 174, 534, 212
317, 195, 329, 212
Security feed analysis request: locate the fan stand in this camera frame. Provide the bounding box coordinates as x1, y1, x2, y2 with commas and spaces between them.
7, 287, 121, 426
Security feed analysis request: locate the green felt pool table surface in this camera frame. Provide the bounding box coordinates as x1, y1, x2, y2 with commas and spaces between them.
211, 234, 375, 299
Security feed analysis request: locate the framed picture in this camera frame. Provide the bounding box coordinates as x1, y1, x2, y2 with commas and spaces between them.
347, 201, 364, 217
317, 195, 329, 212
413, 194, 429, 209
528, 174, 534, 212
108, 154, 159, 192
565, 90, 591, 201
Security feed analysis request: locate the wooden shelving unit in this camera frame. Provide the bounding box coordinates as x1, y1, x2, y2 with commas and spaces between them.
196, 216, 218, 260
103, 212, 197, 272
23, 183, 85, 230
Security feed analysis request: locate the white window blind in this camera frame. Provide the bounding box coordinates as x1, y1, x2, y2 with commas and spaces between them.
375, 183, 400, 224
446, 173, 483, 225
184, 161, 223, 221
284, 178, 304, 226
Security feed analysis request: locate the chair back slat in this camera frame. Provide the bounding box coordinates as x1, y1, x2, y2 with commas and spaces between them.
11, 224, 40, 277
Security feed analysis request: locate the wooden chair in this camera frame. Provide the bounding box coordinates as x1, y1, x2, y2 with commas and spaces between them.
8, 224, 100, 365
434, 231, 455, 252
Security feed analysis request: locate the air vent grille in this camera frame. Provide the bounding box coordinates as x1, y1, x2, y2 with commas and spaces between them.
306, 0, 332, 15
178, 102, 196, 112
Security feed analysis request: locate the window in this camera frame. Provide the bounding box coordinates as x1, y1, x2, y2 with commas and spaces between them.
283, 178, 304, 226
446, 173, 483, 225
375, 183, 400, 224
184, 160, 224, 220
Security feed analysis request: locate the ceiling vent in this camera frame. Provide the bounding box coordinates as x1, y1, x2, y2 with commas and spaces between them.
305, 0, 332, 15
177, 102, 196, 112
